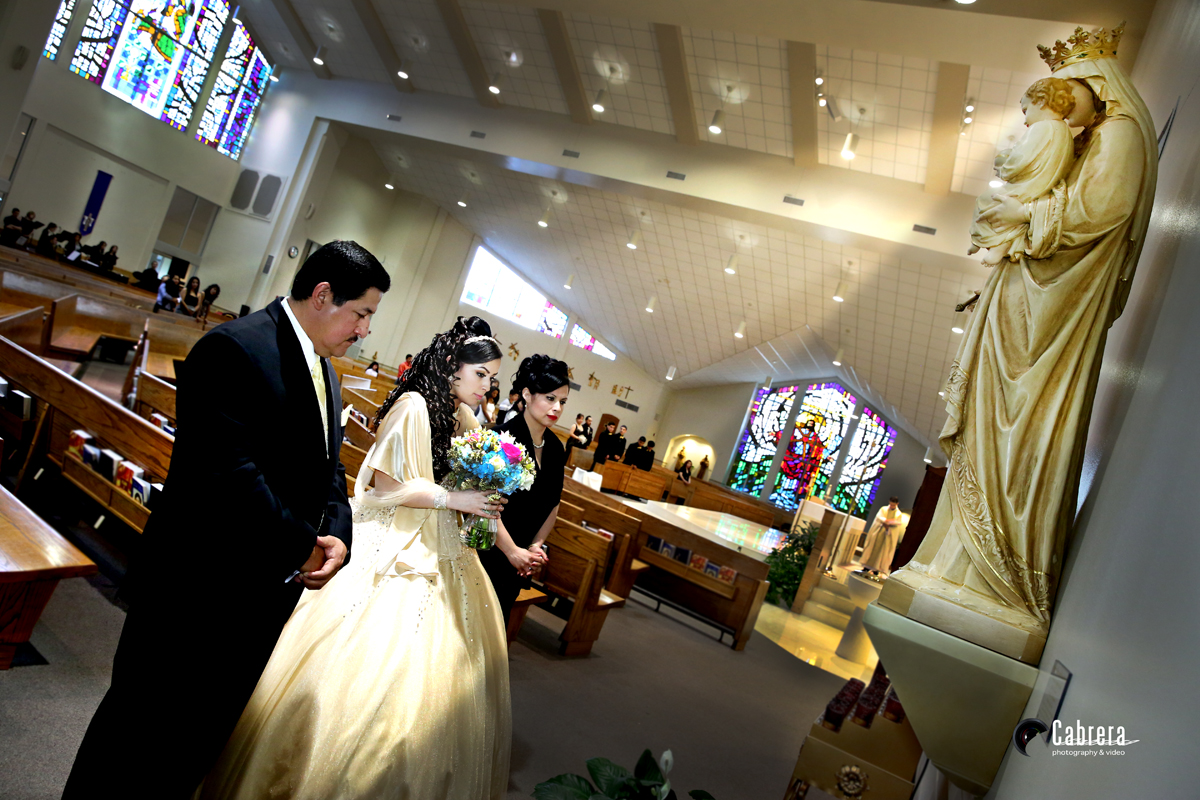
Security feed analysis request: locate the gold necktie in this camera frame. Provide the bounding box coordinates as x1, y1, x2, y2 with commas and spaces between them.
311, 359, 328, 453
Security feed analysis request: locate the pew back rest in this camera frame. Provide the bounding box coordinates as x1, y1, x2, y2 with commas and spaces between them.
543, 518, 611, 607
0, 306, 48, 355
0, 270, 72, 310
343, 416, 375, 451
136, 370, 177, 422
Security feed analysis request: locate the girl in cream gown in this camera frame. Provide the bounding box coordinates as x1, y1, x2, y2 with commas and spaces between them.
198, 352, 511, 798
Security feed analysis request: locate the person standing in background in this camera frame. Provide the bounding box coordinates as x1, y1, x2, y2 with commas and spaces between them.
480, 354, 569, 622
624, 436, 647, 465
395, 353, 413, 384
590, 421, 622, 471
639, 440, 657, 472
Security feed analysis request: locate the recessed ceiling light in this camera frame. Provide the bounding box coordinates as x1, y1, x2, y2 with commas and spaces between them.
734, 321, 746, 339
384, 183, 394, 190
645, 294, 656, 313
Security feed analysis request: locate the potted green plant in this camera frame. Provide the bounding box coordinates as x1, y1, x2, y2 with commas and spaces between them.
533, 749, 716, 800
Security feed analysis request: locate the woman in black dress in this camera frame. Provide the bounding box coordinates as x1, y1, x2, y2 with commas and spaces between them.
179, 276, 202, 315
479, 354, 570, 621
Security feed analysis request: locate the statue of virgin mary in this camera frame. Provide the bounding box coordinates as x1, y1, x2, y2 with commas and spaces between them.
880, 25, 1159, 659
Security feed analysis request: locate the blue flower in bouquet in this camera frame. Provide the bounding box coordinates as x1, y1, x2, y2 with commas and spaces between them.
447, 429, 537, 550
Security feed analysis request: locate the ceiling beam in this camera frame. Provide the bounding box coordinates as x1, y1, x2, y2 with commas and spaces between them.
347, 0, 415, 93
787, 41, 819, 168
538, 9, 593, 126
436, 0, 503, 109
924, 62, 970, 195
267, 0, 333, 80
652, 23, 699, 146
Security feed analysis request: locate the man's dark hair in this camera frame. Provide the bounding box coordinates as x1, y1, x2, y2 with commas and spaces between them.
637, 436, 646, 443
647, 440, 655, 448
405, 354, 412, 359
290, 240, 390, 305
889, 495, 900, 503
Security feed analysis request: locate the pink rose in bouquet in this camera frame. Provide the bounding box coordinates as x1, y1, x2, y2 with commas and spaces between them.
500, 442, 523, 463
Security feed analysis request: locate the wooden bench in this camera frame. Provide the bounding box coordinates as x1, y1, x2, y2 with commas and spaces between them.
142, 321, 204, 380
0, 270, 72, 328
0, 481, 97, 668
536, 518, 624, 657
506, 587, 550, 646
599, 460, 671, 501
0, 246, 158, 311
560, 494, 649, 598
133, 371, 176, 424
342, 387, 381, 421
686, 481, 777, 527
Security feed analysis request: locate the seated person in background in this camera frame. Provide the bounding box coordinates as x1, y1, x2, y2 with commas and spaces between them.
497, 388, 519, 425
590, 420, 622, 471
563, 413, 588, 459
364, 360, 380, 377
624, 436, 647, 465
676, 459, 694, 484
640, 440, 657, 471
35, 223, 59, 257
20, 211, 43, 243
60, 232, 83, 259
100, 245, 119, 271
131, 264, 160, 291
155, 274, 181, 312
178, 276, 202, 315
2, 208, 23, 246
394, 353, 413, 384
476, 386, 500, 425
82, 240, 107, 262
195, 283, 221, 321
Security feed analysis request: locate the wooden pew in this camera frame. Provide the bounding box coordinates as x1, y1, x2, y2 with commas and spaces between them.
134, 371, 176, 424
48, 294, 140, 357
537, 518, 624, 657
506, 587, 550, 646
685, 481, 777, 527
0, 306, 50, 357
0, 270, 72, 322
0, 481, 97, 668
340, 442, 368, 486
559, 495, 648, 598
599, 460, 670, 501
142, 321, 204, 381
562, 477, 626, 511
342, 388, 381, 420
0, 246, 158, 311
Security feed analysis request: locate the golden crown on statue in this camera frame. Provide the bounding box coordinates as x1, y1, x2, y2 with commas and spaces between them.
1038, 22, 1124, 72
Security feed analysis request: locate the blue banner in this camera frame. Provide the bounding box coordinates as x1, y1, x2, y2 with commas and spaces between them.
79, 171, 113, 236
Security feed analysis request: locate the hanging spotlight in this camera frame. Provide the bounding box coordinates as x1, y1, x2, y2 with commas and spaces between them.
268, 66, 280, 83
666, 366, 677, 381
725, 255, 738, 275
989, 179, 1003, 188
965, 103, 975, 112
232, 5, 242, 24
817, 92, 827, 107
963, 115, 973, 124
708, 109, 725, 135
841, 132, 859, 160
488, 73, 502, 94
734, 321, 746, 339
952, 325, 965, 334
826, 98, 843, 122
592, 89, 608, 113
626, 230, 641, 250
384, 182, 394, 190
832, 347, 844, 366
832, 281, 847, 302
563, 273, 574, 290
312, 45, 326, 66
457, 191, 469, 208
645, 295, 656, 313
923, 447, 935, 464
397, 60, 409, 80
938, 391, 945, 397
814, 72, 824, 86
537, 208, 550, 228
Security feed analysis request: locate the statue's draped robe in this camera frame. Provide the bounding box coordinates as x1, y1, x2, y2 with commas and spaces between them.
900, 61, 1158, 632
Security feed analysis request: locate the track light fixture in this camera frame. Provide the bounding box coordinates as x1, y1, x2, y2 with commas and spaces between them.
841, 132, 859, 160
666, 366, 677, 381
645, 295, 656, 313
457, 191, 469, 208
814, 72, 824, 86
832, 348, 844, 366
734, 321, 746, 339
384, 182, 394, 190
592, 89, 608, 113
268, 66, 279, 83
312, 45, 326, 66
952, 325, 965, 334
564, 273, 574, 289
708, 109, 725, 135
832, 281, 847, 302
538, 208, 550, 228
724, 255, 738, 275
397, 60, 408, 80
488, 73, 502, 94
924, 447, 935, 464
232, 5, 241, 24
626, 230, 641, 250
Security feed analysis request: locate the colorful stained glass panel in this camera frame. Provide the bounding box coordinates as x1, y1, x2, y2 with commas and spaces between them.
44, 0, 78, 61
831, 407, 897, 517
161, 0, 228, 131
195, 21, 252, 146
101, 0, 202, 119
728, 385, 798, 498
769, 382, 857, 511
70, 0, 130, 83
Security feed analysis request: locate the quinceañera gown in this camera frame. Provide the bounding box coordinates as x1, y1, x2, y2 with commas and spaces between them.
197, 393, 511, 800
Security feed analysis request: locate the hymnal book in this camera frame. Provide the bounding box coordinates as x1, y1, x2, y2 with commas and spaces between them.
130, 476, 151, 506
67, 251, 81, 261
15, 236, 26, 247
704, 562, 720, 579
5, 390, 31, 420
689, 553, 708, 572
595, 528, 614, 541
68, 430, 93, 459
149, 413, 169, 429
672, 546, 691, 565
717, 565, 738, 584
82, 444, 100, 467
644, 535, 662, 552
98, 448, 122, 481
659, 542, 676, 559
162, 424, 176, 436
116, 461, 144, 492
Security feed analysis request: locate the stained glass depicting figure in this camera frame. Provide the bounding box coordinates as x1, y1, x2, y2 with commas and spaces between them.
769, 382, 857, 511
161, 0, 228, 131
728, 386, 798, 498
70, 0, 130, 83
101, 0, 200, 119
831, 407, 896, 517
44, 0, 78, 61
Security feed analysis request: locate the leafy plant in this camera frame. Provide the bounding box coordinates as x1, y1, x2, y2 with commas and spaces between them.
532, 748, 716, 800
764, 521, 818, 607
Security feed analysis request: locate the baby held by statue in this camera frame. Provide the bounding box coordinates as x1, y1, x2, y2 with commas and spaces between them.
969, 77, 1078, 265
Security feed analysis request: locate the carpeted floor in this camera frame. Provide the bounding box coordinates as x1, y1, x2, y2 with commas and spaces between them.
0, 572, 843, 800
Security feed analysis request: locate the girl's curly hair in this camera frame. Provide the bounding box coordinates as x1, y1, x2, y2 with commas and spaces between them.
373, 316, 501, 481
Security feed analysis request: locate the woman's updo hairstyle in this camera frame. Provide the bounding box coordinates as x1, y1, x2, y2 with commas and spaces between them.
374, 315, 503, 481
510, 354, 571, 411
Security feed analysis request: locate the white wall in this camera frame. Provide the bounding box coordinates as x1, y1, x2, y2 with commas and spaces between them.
988, 0, 1200, 795
657, 382, 759, 480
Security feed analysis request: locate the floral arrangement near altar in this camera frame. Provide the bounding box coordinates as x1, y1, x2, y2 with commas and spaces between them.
447, 428, 536, 549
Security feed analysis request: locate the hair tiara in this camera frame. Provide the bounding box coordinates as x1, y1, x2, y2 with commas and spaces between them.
463, 334, 500, 346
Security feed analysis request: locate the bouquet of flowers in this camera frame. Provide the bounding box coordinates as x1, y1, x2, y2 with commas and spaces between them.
446, 428, 537, 549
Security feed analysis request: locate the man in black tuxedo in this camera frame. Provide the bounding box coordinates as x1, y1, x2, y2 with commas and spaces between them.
590, 421, 623, 471
63, 241, 391, 799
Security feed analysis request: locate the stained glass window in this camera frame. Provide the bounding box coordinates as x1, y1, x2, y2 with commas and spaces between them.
70, 0, 130, 83
459, 246, 569, 340
830, 407, 897, 517
569, 325, 616, 360
195, 19, 270, 158
161, 0, 229, 131
769, 382, 857, 511
44, 0, 78, 61
728, 385, 798, 498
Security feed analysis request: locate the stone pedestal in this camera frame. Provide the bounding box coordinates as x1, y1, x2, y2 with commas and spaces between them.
834, 572, 883, 664
862, 603, 1038, 795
